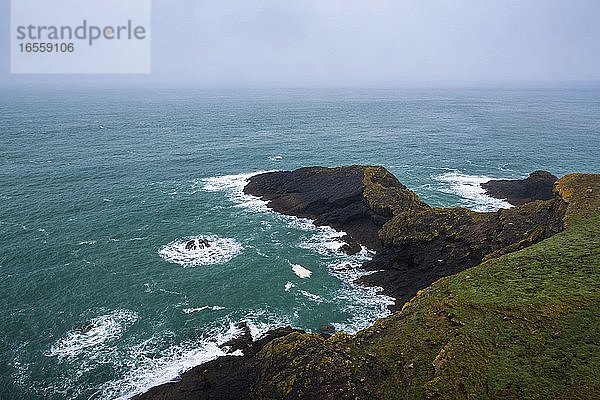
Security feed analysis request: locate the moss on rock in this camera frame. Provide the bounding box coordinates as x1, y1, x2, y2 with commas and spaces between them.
363, 166, 429, 217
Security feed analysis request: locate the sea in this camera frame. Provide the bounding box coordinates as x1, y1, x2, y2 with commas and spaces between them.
1, 87, 599, 399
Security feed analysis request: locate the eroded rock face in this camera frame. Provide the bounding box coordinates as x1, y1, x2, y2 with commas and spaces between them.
481, 170, 558, 206
246, 166, 566, 311
252, 332, 381, 400
244, 166, 428, 251
361, 198, 566, 307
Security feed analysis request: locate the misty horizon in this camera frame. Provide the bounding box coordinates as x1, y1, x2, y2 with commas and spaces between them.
2, 0, 600, 88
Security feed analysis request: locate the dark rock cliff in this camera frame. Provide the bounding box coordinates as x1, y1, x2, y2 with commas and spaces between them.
246, 166, 566, 311
361, 198, 565, 307
243, 166, 428, 251
481, 170, 558, 205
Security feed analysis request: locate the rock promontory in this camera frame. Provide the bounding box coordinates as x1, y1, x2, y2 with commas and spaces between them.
246, 166, 566, 309
481, 170, 558, 205
244, 166, 428, 251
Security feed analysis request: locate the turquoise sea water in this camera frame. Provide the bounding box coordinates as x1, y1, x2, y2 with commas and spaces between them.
1, 88, 599, 399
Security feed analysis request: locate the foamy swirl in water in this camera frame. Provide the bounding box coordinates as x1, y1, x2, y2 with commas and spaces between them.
158, 235, 242, 267
45, 310, 138, 361
435, 171, 514, 212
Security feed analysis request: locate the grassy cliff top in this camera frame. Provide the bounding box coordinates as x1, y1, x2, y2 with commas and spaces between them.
256, 173, 600, 400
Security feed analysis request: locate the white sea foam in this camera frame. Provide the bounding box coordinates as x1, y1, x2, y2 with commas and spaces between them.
291, 263, 312, 278
314, 242, 394, 334
97, 309, 294, 399
255, 248, 269, 257
158, 288, 183, 296
296, 223, 348, 256
435, 171, 514, 212
98, 322, 244, 400
126, 237, 147, 242
158, 235, 242, 267
10, 343, 30, 388
242, 308, 293, 340
269, 155, 283, 161
182, 305, 226, 314
279, 207, 393, 333
284, 216, 347, 256
327, 265, 395, 333
284, 281, 295, 292
201, 171, 275, 212
45, 310, 138, 361
299, 290, 324, 303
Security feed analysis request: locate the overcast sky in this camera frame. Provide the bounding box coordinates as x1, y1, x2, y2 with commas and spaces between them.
2, 0, 600, 88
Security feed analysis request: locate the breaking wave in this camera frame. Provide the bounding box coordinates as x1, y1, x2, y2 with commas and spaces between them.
434, 171, 514, 212
45, 310, 138, 361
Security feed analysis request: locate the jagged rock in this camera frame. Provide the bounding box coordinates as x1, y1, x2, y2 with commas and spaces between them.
244, 166, 428, 250
360, 197, 565, 307
481, 170, 558, 205
185, 238, 210, 250
333, 263, 353, 271
339, 242, 362, 255
220, 322, 254, 354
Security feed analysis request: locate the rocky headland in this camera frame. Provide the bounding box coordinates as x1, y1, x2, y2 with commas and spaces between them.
481, 170, 558, 206
245, 166, 565, 310
243, 166, 428, 251
137, 166, 600, 400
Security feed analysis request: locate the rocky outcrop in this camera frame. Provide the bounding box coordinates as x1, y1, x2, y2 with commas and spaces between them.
185, 238, 210, 250
246, 166, 566, 311
361, 198, 565, 307
244, 166, 428, 251
481, 170, 558, 205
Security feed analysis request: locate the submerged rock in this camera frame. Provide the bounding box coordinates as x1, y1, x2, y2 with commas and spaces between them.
185, 238, 210, 250
481, 170, 558, 205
